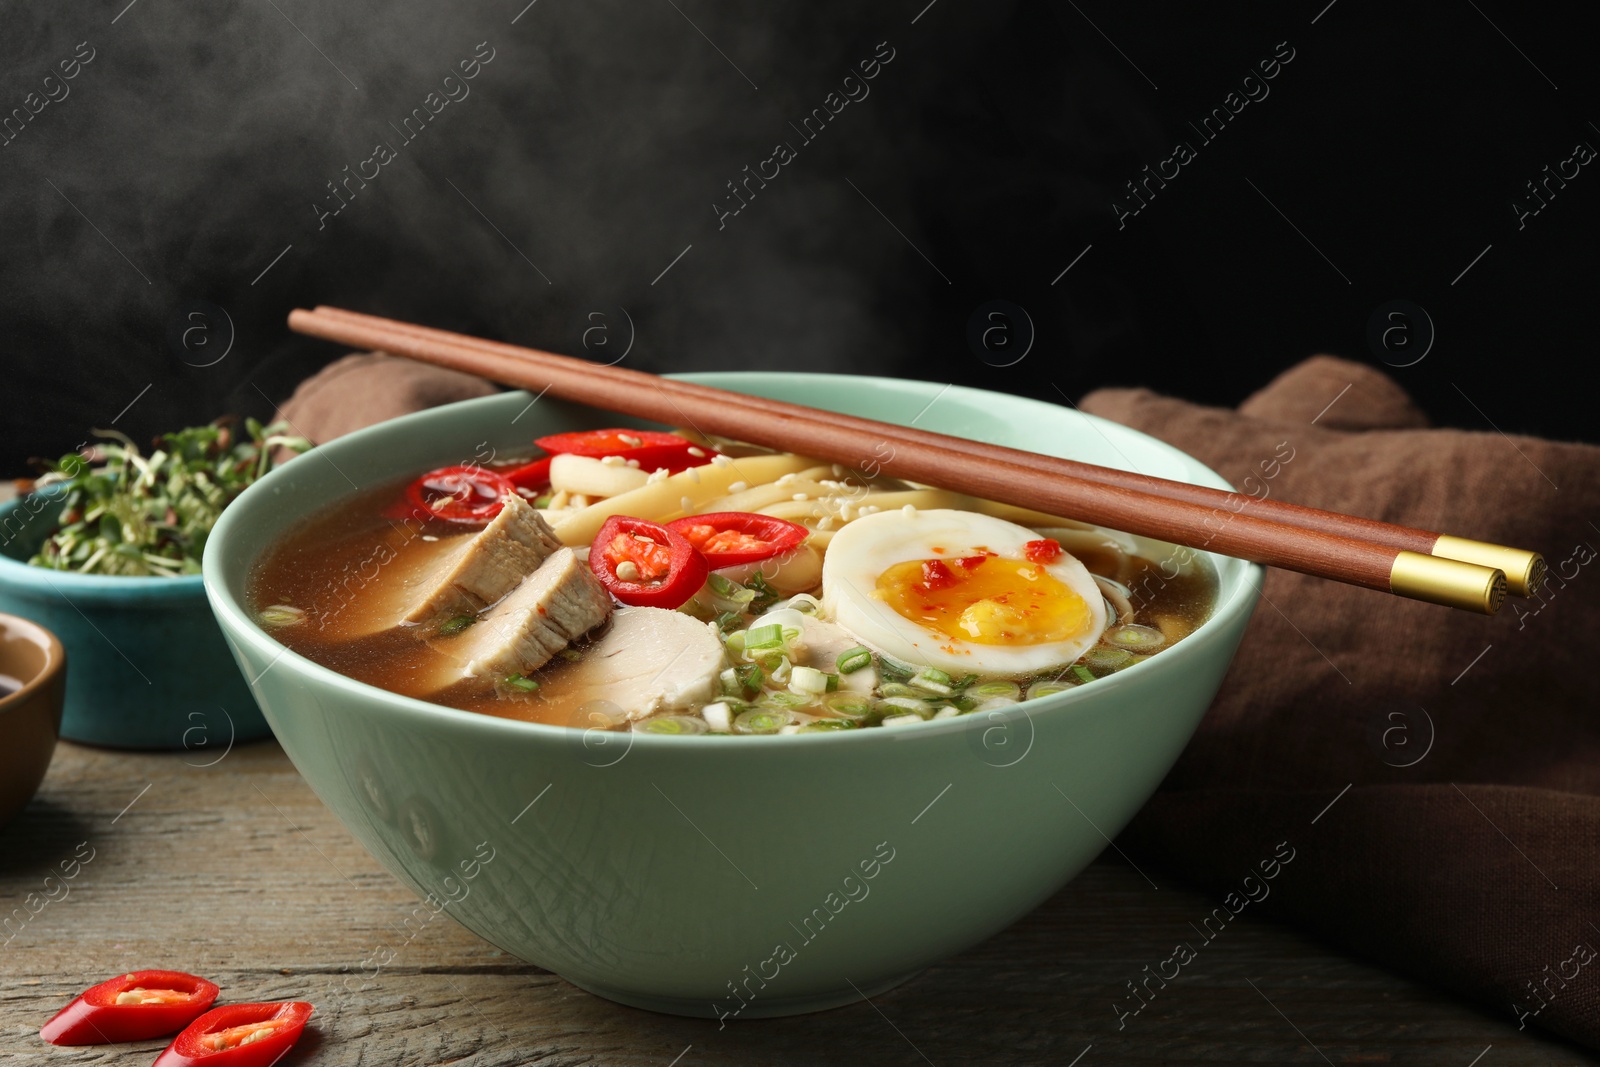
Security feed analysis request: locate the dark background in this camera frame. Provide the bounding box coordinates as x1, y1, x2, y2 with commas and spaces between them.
2, 0, 1594, 476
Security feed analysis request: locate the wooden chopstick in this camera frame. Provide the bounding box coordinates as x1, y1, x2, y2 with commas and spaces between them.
305, 306, 1543, 599
287, 306, 1513, 614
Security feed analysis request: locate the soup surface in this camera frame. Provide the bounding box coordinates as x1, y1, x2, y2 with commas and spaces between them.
250, 442, 1216, 735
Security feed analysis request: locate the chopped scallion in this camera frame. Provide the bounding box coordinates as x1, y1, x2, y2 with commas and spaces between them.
837, 647, 873, 674
436, 614, 476, 637
637, 715, 708, 735
789, 666, 830, 695
744, 623, 784, 650
735, 708, 794, 734
735, 664, 764, 696
707, 572, 757, 604
504, 674, 539, 692
258, 604, 306, 629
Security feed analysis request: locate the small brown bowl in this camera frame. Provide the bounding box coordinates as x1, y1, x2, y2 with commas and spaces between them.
0, 613, 66, 829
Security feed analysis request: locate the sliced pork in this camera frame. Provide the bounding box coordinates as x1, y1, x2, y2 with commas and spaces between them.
447, 548, 613, 679
404, 494, 563, 629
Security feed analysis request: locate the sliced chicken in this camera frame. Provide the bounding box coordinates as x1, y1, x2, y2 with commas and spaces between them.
792, 616, 878, 695
447, 548, 613, 679
404, 494, 564, 628
558, 607, 726, 721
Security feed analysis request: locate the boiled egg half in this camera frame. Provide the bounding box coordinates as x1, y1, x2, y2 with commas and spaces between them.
821, 508, 1107, 676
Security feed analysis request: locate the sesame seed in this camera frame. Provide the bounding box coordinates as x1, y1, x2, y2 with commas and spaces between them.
688, 446, 706, 457
599, 455, 627, 467
728, 481, 748, 493
792, 493, 809, 501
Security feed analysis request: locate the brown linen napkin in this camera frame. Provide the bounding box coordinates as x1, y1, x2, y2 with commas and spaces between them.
1080, 356, 1600, 1049
278, 351, 1600, 1045
278, 352, 500, 445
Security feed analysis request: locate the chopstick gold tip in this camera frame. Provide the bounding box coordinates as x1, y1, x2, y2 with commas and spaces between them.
1430, 536, 1543, 597
1390, 551, 1507, 615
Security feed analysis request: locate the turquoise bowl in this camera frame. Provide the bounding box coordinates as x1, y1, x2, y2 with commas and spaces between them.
0, 490, 266, 749
203, 373, 1261, 1017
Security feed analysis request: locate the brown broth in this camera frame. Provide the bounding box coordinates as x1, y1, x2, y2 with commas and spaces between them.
249, 478, 1217, 729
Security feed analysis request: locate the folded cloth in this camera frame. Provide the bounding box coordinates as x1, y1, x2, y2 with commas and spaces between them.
279, 351, 1600, 1045
1080, 356, 1600, 1049
278, 352, 500, 445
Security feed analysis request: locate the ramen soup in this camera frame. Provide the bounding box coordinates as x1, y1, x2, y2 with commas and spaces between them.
249, 431, 1216, 735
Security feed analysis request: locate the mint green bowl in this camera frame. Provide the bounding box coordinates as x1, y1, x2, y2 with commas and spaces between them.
0, 491, 266, 749
202, 373, 1260, 1017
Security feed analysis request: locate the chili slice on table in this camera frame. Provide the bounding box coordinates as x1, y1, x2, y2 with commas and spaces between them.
153, 1001, 313, 1067
535, 428, 716, 474
589, 515, 708, 608
665, 512, 809, 568
40, 969, 220, 1045
404, 465, 516, 524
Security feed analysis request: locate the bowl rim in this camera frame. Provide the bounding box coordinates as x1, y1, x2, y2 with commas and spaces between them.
0, 492, 207, 598
204, 372, 1264, 748
0, 611, 66, 715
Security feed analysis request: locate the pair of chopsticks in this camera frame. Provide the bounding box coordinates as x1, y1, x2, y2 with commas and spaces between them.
287, 306, 1543, 615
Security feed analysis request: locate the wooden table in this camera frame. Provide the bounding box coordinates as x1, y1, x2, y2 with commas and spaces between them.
3, 739, 1595, 1066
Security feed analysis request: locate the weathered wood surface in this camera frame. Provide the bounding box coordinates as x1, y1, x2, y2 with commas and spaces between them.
2, 739, 1595, 1066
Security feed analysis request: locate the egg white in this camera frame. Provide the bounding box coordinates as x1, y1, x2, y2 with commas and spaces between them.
820, 508, 1108, 676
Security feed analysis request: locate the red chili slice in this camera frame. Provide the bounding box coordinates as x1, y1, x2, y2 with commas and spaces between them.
503, 456, 553, 493
404, 465, 516, 524
535, 429, 716, 473
589, 516, 708, 608
1023, 538, 1062, 564
152, 1001, 313, 1067
40, 970, 220, 1045
665, 512, 809, 568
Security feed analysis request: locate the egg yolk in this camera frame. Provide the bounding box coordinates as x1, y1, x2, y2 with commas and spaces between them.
875, 554, 1092, 644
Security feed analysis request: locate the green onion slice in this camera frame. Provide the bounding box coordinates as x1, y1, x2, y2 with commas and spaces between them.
744, 623, 784, 650
824, 692, 874, 720
436, 614, 476, 637
503, 674, 539, 692
735, 664, 764, 696
1105, 624, 1166, 653
637, 715, 709, 735
259, 604, 306, 628
707, 572, 757, 604
799, 719, 854, 732
836, 647, 873, 674
1083, 647, 1136, 673
735, 708, 794, 734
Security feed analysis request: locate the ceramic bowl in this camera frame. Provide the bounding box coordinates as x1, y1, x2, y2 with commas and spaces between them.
0, 491, 267, 749
203, 373, 1261, 1017
0, 612, 67, 828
